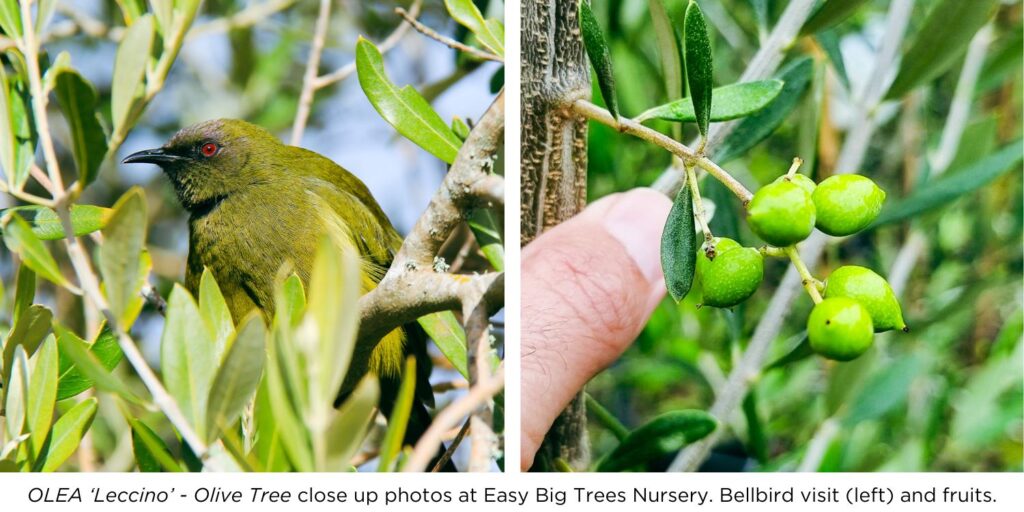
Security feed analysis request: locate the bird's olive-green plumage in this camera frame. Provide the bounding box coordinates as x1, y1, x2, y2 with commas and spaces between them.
125, 119, 451, 469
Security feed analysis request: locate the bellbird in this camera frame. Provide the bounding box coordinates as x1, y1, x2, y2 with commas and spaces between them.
124, 119, 454, 471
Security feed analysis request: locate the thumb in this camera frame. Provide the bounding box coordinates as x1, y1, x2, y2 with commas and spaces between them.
520, 188, 672, 469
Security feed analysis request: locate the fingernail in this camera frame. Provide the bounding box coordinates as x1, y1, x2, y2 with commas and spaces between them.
598, 189, 672, 285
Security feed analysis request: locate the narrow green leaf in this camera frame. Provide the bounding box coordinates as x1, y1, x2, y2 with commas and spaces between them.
129, 417, 183, 472
377, 357, 416, 472
661, 181, 697, 302
53, 69, 108, 186
649, 0, 684, 106
40, 397, 97, 472
596, 410, 717, 471
12, 263, 35, 323
2, 66, 38, 189
356, 38, 463, 164
801, 0, 871, 35
307, 238, 360, 406
451, 117, 470, 141
467, 208, 505, 271
56, 326, 123, 401
0, 65, 19, 185
23, 205, 113, 241
35, 0, 57, 34
54, 324, 142, 404
683, 0, 713, 137
579, 0, 619, 120
325, 375, 380, 471
741, 389, 767, 464
637, 80, 783, 123
111, 14, 154, 134
871, 141, 1023, 228
206, 313, 266, 441
2, 304, 52, 388
4, 346, 29, 440
253, 376, 292, 472
766, 333, 813, 370
263, 336, 313, 471
161, 284, 216, 441
814, 29, 850, 91
0, 0, 22, 38
885, 0, 999, 99
2, 213, 69, 287
843, 356, 924, 426
443, 0, 504, 57
418, 311, 468, 379
27, 336, 58, 458
99, 188, 148, 329
713, 57, 814, 163
199, 268, 235, 362
149, 0, 172, 36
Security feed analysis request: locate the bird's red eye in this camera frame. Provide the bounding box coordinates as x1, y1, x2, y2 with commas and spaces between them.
200, 142, 218, 157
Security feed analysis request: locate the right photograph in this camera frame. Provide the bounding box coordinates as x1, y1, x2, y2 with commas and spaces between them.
521, 0, 1022, 473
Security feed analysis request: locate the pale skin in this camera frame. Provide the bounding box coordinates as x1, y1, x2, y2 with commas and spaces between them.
521, 189, 672, 469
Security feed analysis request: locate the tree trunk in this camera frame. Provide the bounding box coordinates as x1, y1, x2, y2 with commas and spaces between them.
520, 0, 591, 470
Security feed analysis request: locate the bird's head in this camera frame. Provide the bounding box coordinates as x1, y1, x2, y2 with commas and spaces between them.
123, 119, 282, 212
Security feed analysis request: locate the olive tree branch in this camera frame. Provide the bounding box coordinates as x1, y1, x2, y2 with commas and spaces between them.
572, 100, 754, 203
395, 6, 503, 63
13, 1, 211, 465
189, 0, 298, 39
668, 0, 916, 472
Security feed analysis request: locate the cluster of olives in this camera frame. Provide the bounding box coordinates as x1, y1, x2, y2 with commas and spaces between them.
695, 172, 905, 362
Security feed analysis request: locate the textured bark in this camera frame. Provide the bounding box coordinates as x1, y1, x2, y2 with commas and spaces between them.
521, 0, 591, 470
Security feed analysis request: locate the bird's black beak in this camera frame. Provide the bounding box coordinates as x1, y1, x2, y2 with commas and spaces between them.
122, 148, 185, 165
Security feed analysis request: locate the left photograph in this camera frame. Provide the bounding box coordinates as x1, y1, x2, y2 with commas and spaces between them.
0, 0, 504, 473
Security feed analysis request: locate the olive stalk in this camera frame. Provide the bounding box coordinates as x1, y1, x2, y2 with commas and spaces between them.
784, 246, 823, 304
685, 160, 716, 252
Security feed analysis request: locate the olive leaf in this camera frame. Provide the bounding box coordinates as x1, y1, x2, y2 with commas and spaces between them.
418, 312, 468, 379
325, 375, 380, 471
111, 14, 154, 135
53, 68, 108, 186
54, 323, 141, 404
579, 0, 619, 120
39, 398, 98, 472
56, 325, 123, 401
683, 0, 713, 138
161, 284, 217, 441
99, 188, 148, 329
648, 0, 685, 104
206, 313, 266, 441
885, 0, 999, 99
661, 180, 697, 302
16, 205, 113, 241
713, 57, 814, 163
444, 0, 504, 57
1, 212, 69, 288
635, 80, 783, 123
356, 38, 463, 164
377, 357, 416, 472
596, 410, 717, 471
129, 417, 184, 472
801, 0, 871, 35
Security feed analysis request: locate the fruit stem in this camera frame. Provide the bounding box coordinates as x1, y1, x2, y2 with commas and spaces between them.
784, 246, 823, 303
785, 157, 804, 178
685, 160, 715, 252
758, 245, 787, 258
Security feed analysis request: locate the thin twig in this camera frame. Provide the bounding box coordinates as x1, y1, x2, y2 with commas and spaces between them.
404, 364, 504, 472
290, 0, 333, 145
189, 0, 297, 40
395, 7, 503, 63
574, 100, 753, 203
313, 0, 423, 89
430, 418, 471, 472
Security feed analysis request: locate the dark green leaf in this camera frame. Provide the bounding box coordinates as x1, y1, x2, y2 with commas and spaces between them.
765, 333, 813, 370
870, 141, 1023, 228
649, 0, 684, 105
742, 389, 767, 464
1, 65, 38, 189
580, 0, 619, 120
467, 208, 504, 271
39, 398, 97, 472
53, 70, 108, 185
377, 357, 415, 472
13, 263, 35, 322
99, 188, 148, 328
56, 326, 123, 401
596, 410, 716, 471
885, 0, 999, 99
843, 356, 924, 426
54, 324, 142, 404
1, 212, 69, 287
815, 29, 850, 91
636, 80, 783, 123
129, 417, 183, 472
683, 0, 713, 137
661, 181, 697, 302
418, 311, 468, 378
801, 0, 871, 35
2, 304, 52, 388
713, 57, 813, 163
356, 38, 463, 164
206, 313, 266, 441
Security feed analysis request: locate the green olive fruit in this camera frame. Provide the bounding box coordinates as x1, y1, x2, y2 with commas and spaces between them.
776, 173, 816, 196
747, 181, 816, 246
824, 265, 906, 332
811, 175, 886, 236
697, 238, 763, 308
807, 297, 874, 361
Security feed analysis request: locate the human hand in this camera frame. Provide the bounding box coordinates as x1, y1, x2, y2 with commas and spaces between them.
520, 188, 672, 469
